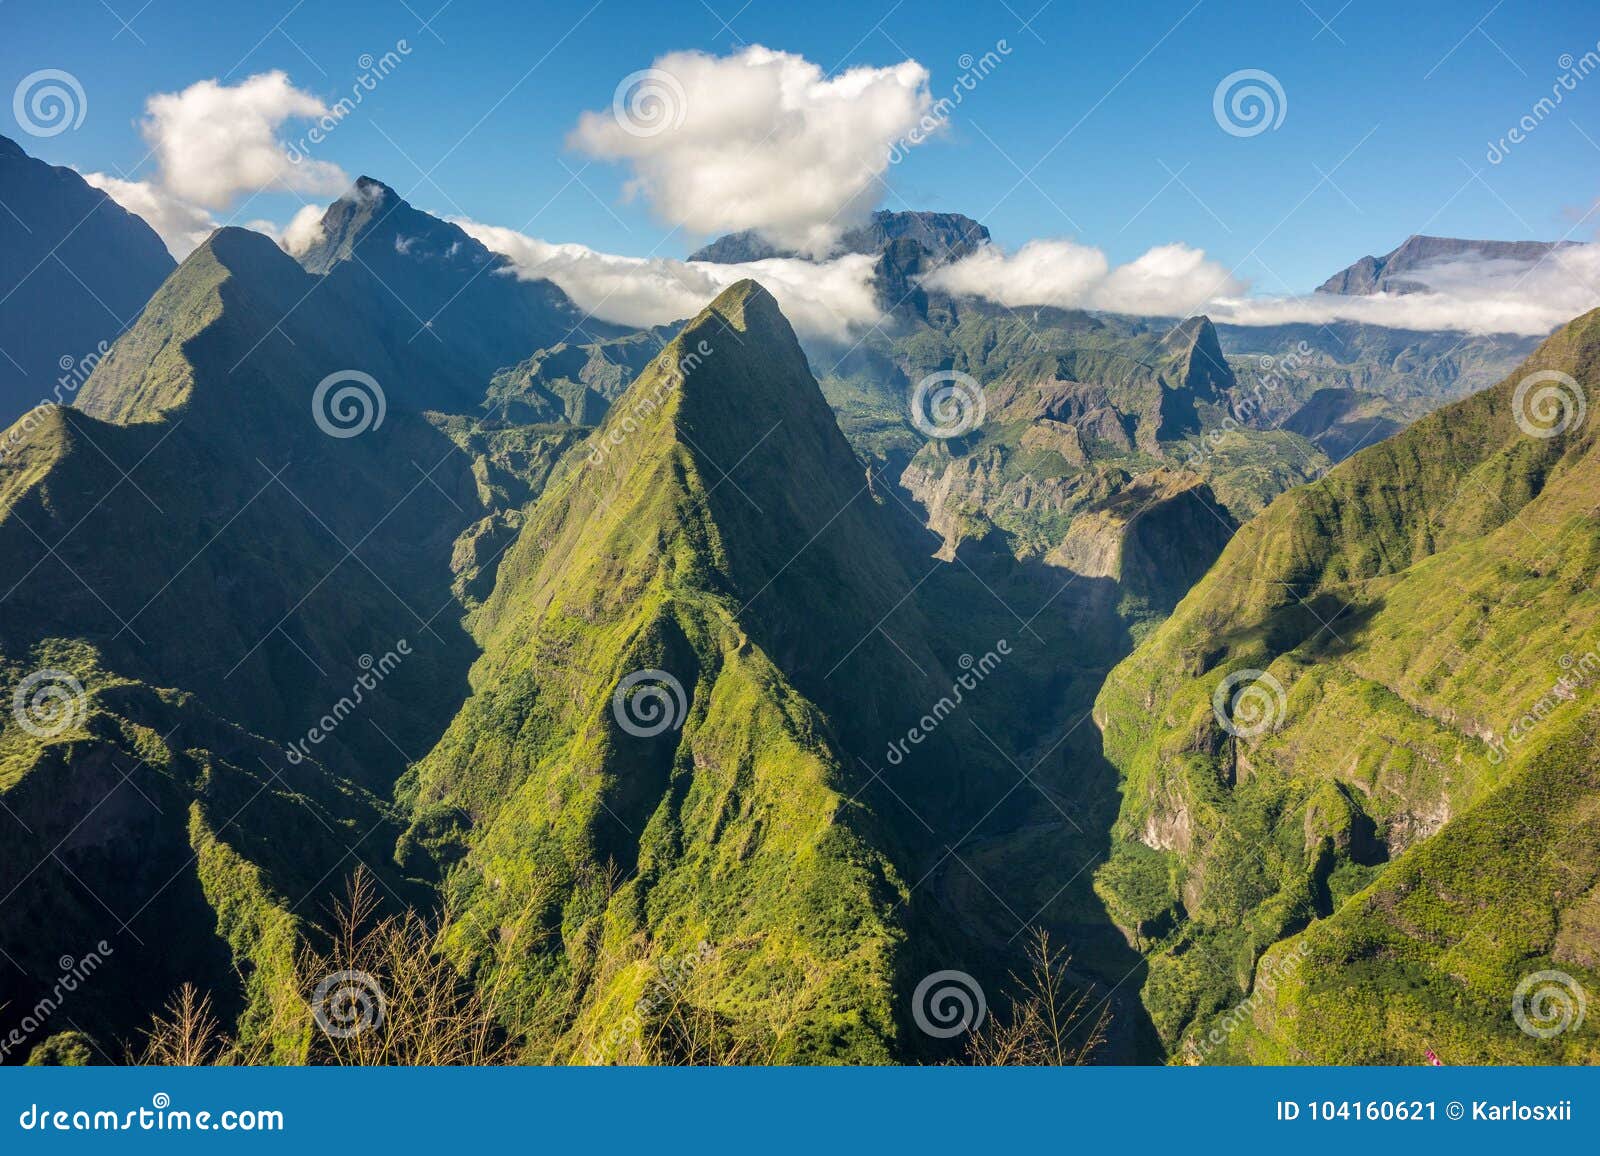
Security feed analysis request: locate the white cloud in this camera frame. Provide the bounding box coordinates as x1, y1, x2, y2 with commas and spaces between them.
568, 46, 931, 256
80, 73, 351, 260
82, 172, 217, 259
280, 203, 328, 256
456, 219, 884, 341
923, 239, 1244, 316
923, 236, 1597, 335
1208, 245, 1600, 336
141, 71, 348, 209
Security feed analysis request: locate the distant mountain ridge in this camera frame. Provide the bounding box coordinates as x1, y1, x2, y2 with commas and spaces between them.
688, 209, 990, 265
0, 134, 175, 426
1316, 234, 1580, 296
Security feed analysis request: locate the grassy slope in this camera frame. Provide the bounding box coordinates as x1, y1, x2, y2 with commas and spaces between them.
1094, 307, 1600, 1060
401, 282, 957, 1061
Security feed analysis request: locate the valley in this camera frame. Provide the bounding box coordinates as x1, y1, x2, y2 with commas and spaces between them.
0, 134, 1593, 1066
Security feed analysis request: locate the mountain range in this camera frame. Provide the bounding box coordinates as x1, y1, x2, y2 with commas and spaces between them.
0, 130, 1594, 1065
1317, 233, 1579, 296
0, 134, 175, 426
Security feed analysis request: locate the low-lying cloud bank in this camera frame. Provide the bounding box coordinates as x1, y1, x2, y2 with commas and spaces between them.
922, 238, 1595, 336
921, 239, 1244, 317
456, 220, 885, 341
459, 223, 1594, 343
1207, 247, 1600, 335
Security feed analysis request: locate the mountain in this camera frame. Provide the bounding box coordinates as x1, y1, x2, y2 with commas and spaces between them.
1278, 387, 1404, 461
293, 176, 624, 382
0, 176, 638, 1058
1093, 307, 1600, 1062
0, 133, 175, 427
394, 280, 1091, 1062
888, 304, 1322, 574
1317, 234, 1579, 296
688, 209, 989, 265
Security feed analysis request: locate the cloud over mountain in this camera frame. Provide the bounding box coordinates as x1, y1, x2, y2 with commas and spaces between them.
922, 238, 1244, 316
1209, 244, 1600, 335
456, 219, 884, 340
568, 46, 930, 256
85, 71, 348, 258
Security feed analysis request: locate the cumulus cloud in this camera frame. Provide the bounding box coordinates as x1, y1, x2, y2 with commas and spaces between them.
82, 172, 218, 258
456, 219, 884, 341
141, 71, 348, 208
81, 72, 349, 260
568, 46, 931, 256
923, 239, 1244, 316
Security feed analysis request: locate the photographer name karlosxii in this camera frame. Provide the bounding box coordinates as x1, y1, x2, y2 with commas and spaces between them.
1469, 1100, 1573, 1121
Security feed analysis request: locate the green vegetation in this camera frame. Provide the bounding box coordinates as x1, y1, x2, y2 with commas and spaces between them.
1095, 308, 1600, 1062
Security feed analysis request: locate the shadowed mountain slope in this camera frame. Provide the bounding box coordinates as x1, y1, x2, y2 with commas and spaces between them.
0, 134, 175, 426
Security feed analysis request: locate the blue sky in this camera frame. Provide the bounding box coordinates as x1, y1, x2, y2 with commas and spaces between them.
4, 0, 1598, 291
